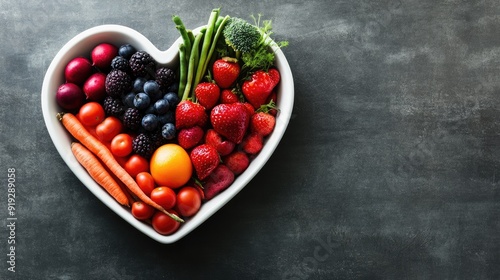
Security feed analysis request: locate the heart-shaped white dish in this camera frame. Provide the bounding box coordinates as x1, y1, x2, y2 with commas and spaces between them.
41, 24, 294, 243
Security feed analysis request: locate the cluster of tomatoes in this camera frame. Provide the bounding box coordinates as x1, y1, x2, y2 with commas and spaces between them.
76, 101, 202, 235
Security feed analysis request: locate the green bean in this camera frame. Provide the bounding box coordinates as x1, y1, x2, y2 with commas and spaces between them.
182, 28, 205, 101
204, 15, 230, 72
177, 44, 187, 99
172, 15, 192, 58
193, 8, 220, 89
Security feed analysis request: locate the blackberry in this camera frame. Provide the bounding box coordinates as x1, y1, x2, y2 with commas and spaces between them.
155, 67, 176, 91
129, 51, 156, 78
105, 69, 132, 98
111, 56, 131, 73
149, 129, 167, 150
132, 133, 154, 159
103, 96, 125, 117
123, 107, 142, 131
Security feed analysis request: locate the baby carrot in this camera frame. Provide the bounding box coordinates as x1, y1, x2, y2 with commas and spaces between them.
57, 112, 184, 223
71, 142, 129, 207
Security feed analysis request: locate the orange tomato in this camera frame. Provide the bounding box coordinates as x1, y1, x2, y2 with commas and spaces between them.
150, 144, 192, 189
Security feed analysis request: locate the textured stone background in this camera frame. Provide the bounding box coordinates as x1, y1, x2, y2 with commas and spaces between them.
1, 0, 500, 279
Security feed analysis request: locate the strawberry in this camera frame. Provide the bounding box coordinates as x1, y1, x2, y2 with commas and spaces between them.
250, 112, 276, 137
204, 129, 236, 156
190, 144, 220, 180
268, 68, 281, 88
266, 91, 278, 116
212, 58, 240, 88
203, 164, 235, 200
220, 89, 240, 104
210, 103, 250, 144
178, 126, 204, 149
175, 100, 208, 129
241, 70, 275, 109
195, 82, 220, 109
241, 133, 263, 154
242, 102, 255, 117
224, 151, 250, 175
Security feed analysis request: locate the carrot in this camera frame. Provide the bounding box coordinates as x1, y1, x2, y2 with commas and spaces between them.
58, 112, 184, 223
71, 142, 130, 207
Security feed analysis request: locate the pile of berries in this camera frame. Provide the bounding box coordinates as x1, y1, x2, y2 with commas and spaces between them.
56, 43, 181, 160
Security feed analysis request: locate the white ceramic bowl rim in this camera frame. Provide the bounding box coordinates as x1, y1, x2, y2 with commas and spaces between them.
41, 24, 294, 243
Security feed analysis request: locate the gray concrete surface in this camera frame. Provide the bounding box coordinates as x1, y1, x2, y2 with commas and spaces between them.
1, 0, 499, 279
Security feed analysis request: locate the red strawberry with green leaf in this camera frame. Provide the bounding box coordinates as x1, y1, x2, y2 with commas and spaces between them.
195, 82, 220, 110
190, 144, 220, 180
250, 111, 276, 137
212, 57, 240, 88
242, 70, 275, 109
175, 100, 208, 129
210, 103, 250, 144
220, 89, 240, 104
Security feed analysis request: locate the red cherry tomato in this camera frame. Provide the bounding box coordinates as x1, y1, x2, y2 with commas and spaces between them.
136, 172, 156, 197
131, 201, 155, 220
124, 154, 149, 178
152, 210, 181, 235
175, 186, 201, 217
96, 116, 122, 142
78, 102, 105, 126
150, 186, 176, 210
111, 133, 133, 157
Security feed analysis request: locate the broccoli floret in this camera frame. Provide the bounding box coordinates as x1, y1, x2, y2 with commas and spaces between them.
223, 17, 261, 54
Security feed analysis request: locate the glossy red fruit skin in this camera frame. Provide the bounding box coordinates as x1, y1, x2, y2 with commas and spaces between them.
175, 100, 208, 129
195, 82, 220, 110
178, 126, 204, 149
56, 83, 85, 110
212, 58, 240, 89
203, 164, 235, 200
190, 144, 220, 180
224, 151, 250, 175
250, 112, 276, 137
241, 70, 275, 109
220, 89, 239, 104
64, 57, 93, 85
83, 72, 107, 101
210, 103, 250, 144
91, 43, 118, 69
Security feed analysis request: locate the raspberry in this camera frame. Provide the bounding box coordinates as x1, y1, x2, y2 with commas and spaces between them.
105, 69, 132, 98
132, 133, 154, 159
129, 51, 155, 78
155, 67, 176, 91
103, 96, 125, 117
123, 107, 142, 131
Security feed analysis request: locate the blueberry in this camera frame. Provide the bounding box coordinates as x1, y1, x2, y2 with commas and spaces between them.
118, 44, 137, 59
154, 99, 170, 114
144, 104, 156, 115
122, 92, 135, 108
133, 92, 150, 110
141, 114, 159, 131
161, 122, 176, 140
144, 80, 160, 95
133, 77, 147, 93
158, 111, 175, 125
163, 92, 180, 107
